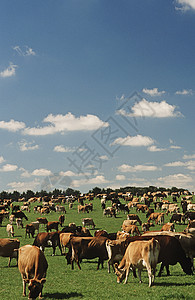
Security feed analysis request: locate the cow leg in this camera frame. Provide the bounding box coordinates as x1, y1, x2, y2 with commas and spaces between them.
8, 257, 11, 267
22, 279, 26, 297
147, 267, 152, 287
137, 269, 142, 284
52, 246, 56, 256
165, 265, 170, 276
124, 266, 130, 284
158, 263, 164, 277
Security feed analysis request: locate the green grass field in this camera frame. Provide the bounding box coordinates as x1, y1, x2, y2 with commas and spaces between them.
0, 197, 194, 299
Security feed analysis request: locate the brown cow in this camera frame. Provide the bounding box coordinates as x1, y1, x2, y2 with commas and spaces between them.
6, 224, 14, 237
127, 214, 142, 225
147, 212, 163, 224
114, 238, 160, 286
25, 224, 35, 238
0, 238, 20, 266
59, 214, 65, 227
33, 232, 62, 256
46, 221, 59, 232
106, 238, 127, 273
66, 236, 108, 270
18, 245, 48, 299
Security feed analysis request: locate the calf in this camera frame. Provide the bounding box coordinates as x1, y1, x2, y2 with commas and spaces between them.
6, 224, 14, 237
18, 245, 48, 299
0, 238, 20, 267
114, 238, 160, 286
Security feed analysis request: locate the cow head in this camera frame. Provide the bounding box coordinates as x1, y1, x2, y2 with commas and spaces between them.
181, 257, 193, 275
114, 263, 126, 283
28, 278, 46, 299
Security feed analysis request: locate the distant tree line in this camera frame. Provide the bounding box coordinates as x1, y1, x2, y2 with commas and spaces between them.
0, 185, 191, 201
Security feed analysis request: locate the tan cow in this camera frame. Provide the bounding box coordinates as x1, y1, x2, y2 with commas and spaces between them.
60, 232, 74, 254
114, 238, 160, 287
18, 245, 48, 299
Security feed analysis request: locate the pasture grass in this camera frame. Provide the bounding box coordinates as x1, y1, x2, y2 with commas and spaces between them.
0, 196, 194, 299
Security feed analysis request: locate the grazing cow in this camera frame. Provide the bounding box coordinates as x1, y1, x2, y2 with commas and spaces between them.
59, 214, 65, 227
0, 238, 20, 267
25, 224, 35, 238
170, 213, 184, 224
156, 213, 165, 225
82, 218, 95, 229
127, 214, 142, 226
187, 203, 195, 211
118, 203, 129, 214
18, 245, 48, 299
136, 204, 148, 213
142, 222, 154, 232
114, 238, 160, 286
142, 232, 194, 276
161, 223, 175, 232
106, 238, 128, 273
122, 220, 140, 236
66, 236, 108, 270
12, 211, 28, 220
146, 209, 154, 218
33, 232, 62, 256
6, 224, 14, 237
46, 221, 59, 232
147, 213, 163, 224
77, 205, 89, 213
60, 232, 74, 254
103, 207, 116, 218
16, 218, 23, 229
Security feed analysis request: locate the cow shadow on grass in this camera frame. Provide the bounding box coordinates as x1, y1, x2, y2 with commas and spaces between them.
44, 292, 83, 299
155, 282, 194, 287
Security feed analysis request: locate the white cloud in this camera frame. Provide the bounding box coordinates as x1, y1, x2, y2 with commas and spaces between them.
183, 154, 195, 159
0, 156, 5, 164
175, 0, 195, 11
175, 89, 193, 95
99, 155, 109, 161
32, 168, 52, 176
118, 164, 158, 172
72, 175, 108, 187
19, 140, 39, 151
170, 145, 182, 149
13, 46, 36, 56
7, 179, 39, 192
142, 88, 165, 97
54, 145, 75, 153
112, 135, 154, 147
19, 168, 31, 178
116, 174, 126, 181
0, 164, 18, 172
60, 170, 77, 177
158, 173, 193, 188
23, 113, 108, 136
165, 161, 185, 167
0, 119, 25, 132
148, 145, 167, 152
0, 62, 17, 78
121, 99, 182, 118
165, 160, 195, 170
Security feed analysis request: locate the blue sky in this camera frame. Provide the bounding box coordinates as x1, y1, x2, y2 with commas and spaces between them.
0, 0, 195, 193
